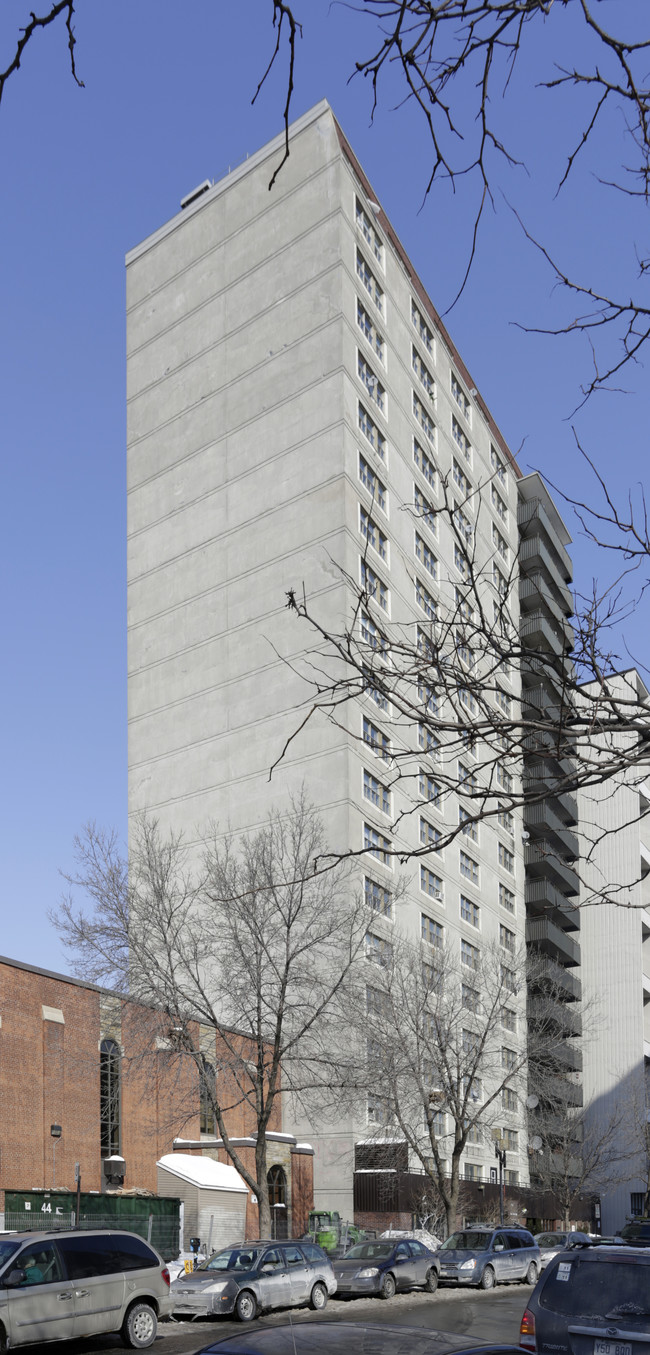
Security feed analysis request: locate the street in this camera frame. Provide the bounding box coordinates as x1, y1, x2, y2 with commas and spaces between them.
23, 1284, 532, 1355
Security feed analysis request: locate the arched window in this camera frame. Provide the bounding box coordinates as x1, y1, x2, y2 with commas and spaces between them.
199, 1061, 216, 1135
267, 1164, 288, 1239
100, 1038, 121, 1158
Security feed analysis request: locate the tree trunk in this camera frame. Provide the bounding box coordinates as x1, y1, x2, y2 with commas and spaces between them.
256, 1138, 271, 1239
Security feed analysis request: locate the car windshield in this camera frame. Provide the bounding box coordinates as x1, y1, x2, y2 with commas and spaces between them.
198, 1246, 264, 1272
0, 1241, 21, 1271
537, 1234, 567, 1248
540, 1259, 650, 1316
440, 1232, 490, 1252
344, 1243, 393, 1261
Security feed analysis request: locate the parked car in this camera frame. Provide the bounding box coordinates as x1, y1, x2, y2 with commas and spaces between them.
534, 1233, 570, 1270
0, 1228, 172, 1349
333, 1237, 439, 1299
194, 1321, 527, 1355
619, 1219, 650, 1246
520, 1243, 650, 1354
170, 1240, 335, 1322
437, 1227, 540, 1289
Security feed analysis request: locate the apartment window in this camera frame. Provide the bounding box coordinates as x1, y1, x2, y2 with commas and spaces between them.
498, 805, 514, 834
464, 1164, 482, 1182
462, 1028, 480, 1056
502, 1046, 517, 1072
461, 938, 480, 970
505, 1170, 519, 1186
500, 924, 516, 953
421, 910, 444, 943
631, 1193, 645, 1217
358, 351, 386, 412
499, 883, 515, 914
419, 723, 441, 759
496, 763, 513, 794
452, 415, 471, 461
455, 587, 474, 624
360, 506, 387, 559
355, 196, 383, 262
418, 682, 439, 716
466, 1121, 482, 1145
365, 876, 393, 918
366, 985, 390, 1018
460, 894, 480, 927
414, 484, 437, 534
458, 763, 478, 794
492, 522, 509, 561
493, 562, 508, 598
502, 1086, 517, 1111
459, 808, 478, 843
499, 844, 514, 874
501, 1008, 517, 1034
419, 769, 441, 804
358, 454, 387, 511
417, 625, 435, 660
412, 346, 436, 400
363, 716, 390, 763
454, 504, 473, 547
358, 401, 386, 459
491, 485, 508, 523
501, 965, 517, 994
420, 816, 442, 851
451, 372, 470, 420
502, 1128, 519, 1152
431, 1110, 445, 1137
415, 532, 438, 581
361, 610, 387, 653
452, 458, 472, 498
460, 850, 479, 885
459, 686, 477, 716
367, 1093, 390, 1124
413, 392, 436, 445
495, 687, 511, 715
411, 298, 435, 354
361, 559, 388, 612
462, 984, 480, 1013
363, 769, 391, 814
491, 445, 507, 485
463, 1074, 483, 1102
356, 297, 385, 360
454, 544, 470, 581
363, 668, 389, 713
366, 931, 393, 967
414, 438, 437, 491
415, 577, 438, 622
356, 247, 384, 311
456, 634, 475, 669
364, 822, 392, 866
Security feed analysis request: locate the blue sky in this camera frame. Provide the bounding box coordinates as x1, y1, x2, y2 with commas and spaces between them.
1, 1, 648, 970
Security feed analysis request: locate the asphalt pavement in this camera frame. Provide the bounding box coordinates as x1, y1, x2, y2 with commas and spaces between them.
23, 1282, 532, 1355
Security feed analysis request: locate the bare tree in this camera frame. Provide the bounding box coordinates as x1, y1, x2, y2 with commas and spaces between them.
339, 929, 574, 1237
527, 1099, 632, 1230
53, 796, 367, 1239
3, 2, 649, 391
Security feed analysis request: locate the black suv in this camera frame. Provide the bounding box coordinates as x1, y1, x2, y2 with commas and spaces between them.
521, 1243, 650, 1355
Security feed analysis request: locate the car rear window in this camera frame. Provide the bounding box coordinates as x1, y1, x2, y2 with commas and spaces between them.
540, 1257, 650, 1317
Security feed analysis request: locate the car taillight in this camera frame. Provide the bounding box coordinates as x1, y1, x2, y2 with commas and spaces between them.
161, 1267, 171, 1287
520, 1308, 536, 1353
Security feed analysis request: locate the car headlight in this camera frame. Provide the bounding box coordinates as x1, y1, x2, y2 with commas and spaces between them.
459, 1259, 477, 1270
205, 1282, 229, 1293
356, 1267, 380, 1278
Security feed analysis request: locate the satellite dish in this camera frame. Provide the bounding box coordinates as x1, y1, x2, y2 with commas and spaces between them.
526, 1094, 539, 1109
531, 1136, 543, 1150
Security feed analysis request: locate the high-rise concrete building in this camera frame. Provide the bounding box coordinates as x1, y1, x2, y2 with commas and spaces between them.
127, 101, 581, 1217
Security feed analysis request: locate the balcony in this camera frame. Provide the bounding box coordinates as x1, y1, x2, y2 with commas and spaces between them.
518, 503, 573, 583
525, 841, 580, 896
526, 877, 580, 932
520, 575, 575, 636
552, 1041, 583, 1073
526, 916, 581, 967
525, 802, 579, 860
530, 956, 582, 1002
528, 995, 582, 1038
547, 1075, 583, 1108
520, 611, 574, 656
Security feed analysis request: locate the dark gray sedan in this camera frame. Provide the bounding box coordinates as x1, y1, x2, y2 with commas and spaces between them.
333, 1238, 439, 1300
170, 1241, 336, 1322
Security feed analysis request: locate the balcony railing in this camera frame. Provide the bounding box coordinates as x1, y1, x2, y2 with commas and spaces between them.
525, 841, 580, 896
526, 877, 581, 932
526, 916, 581, 967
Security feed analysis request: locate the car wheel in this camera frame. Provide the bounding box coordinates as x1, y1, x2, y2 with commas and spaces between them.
121, 1303, 158, 1349
479, 1265, 495, 1290
235, 1290, 258, 1323
424, 1268, 439, 1294
380, 1273, 396, 1300
525, 1263, 538, 1285
310, 1282, 328, 1311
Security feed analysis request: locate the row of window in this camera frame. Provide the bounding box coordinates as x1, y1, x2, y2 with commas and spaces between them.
364, 872, 515, 922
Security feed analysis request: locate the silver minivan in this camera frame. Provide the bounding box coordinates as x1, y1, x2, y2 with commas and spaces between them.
437, 1226, 541, 1288
0, 1229, 173, 1348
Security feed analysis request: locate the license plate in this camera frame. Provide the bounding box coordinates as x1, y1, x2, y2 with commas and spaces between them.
594, 1342, 633, 1355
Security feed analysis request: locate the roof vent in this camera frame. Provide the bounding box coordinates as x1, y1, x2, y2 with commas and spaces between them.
180, 179, 212, 210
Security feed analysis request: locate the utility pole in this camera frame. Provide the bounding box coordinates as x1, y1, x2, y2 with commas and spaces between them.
74, 1162, 81, 1226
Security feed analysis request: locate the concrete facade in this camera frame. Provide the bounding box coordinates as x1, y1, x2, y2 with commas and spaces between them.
126, 101, 559, 1216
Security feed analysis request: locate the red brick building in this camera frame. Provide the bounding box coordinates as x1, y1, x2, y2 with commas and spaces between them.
0, 955, 313, 1238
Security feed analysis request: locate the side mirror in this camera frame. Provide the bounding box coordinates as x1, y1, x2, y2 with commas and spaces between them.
494, 1244, 504, 1252
3, 1268, 26, 1288
260, 1262, 275, 1273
